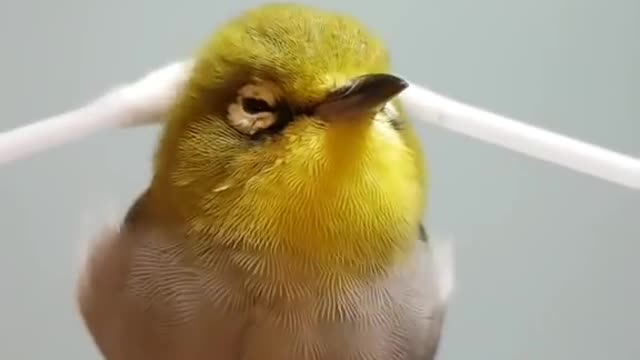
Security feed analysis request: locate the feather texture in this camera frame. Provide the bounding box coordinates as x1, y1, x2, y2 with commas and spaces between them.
76, 3, 447, 359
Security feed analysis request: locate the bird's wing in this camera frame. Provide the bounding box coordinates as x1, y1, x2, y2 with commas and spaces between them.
75, 223, 251, 360
418, 224, 455, 360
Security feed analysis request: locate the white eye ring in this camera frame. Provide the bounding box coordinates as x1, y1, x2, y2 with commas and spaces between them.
227, 100, 277, 135
227, 83, 280, 135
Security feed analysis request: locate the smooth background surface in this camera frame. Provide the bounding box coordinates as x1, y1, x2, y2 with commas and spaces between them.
1, 0, 638, 359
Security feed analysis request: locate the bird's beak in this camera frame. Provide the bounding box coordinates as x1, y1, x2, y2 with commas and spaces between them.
314, 73, 409, 119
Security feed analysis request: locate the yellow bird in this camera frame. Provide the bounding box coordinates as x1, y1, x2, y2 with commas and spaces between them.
76, 3, 452, 359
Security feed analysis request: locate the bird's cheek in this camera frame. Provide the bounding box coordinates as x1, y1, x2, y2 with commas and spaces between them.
278, 125, 326, 166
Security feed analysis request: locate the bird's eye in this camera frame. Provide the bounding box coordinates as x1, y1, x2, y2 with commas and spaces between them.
242, 97, 272, 114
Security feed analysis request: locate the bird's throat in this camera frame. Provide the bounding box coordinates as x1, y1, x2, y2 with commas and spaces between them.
142, 168, 422, 276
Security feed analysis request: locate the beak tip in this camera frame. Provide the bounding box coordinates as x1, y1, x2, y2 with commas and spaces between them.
394, 76, 410, 94
373, 73, 409, 99
315, 73, 411, 118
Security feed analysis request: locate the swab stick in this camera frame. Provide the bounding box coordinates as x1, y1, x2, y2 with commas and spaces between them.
0, 60, 193, 165
401, 83, 640, 190
0, 60, 638, 191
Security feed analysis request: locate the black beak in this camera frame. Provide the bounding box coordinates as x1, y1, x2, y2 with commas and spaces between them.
314, 73, 409, 119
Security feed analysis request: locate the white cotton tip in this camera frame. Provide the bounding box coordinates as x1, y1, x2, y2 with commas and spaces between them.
399, 82, 640, 190
114, 60, 194, 127
0, 60, 194, 165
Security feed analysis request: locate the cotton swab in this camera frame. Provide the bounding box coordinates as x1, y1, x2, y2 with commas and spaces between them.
401, 83, 640, 190
0, 60, 193, 165
0, 60, 638, 191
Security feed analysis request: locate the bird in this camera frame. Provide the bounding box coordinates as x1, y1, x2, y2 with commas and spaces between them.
75, 3, 452, 359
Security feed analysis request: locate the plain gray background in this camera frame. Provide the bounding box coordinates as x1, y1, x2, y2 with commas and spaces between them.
1, 0, 638, 359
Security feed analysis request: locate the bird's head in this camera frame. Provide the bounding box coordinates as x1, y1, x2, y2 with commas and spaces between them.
150, 3, 427, 266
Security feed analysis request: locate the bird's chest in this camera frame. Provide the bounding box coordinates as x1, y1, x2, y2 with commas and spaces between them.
125, 239, 439, 360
